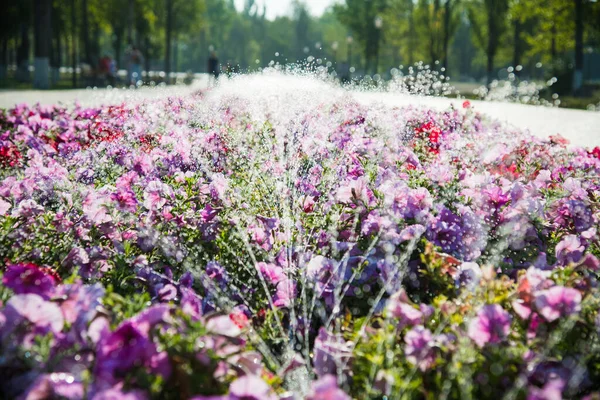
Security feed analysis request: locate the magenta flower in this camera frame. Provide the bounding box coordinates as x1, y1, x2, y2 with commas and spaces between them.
2, 262, 57, 299
94, 322, 156, 383
306, 375, 350, 400
110, 187, 138, 213
534, 286, 582, 322
468, 304, 512, 347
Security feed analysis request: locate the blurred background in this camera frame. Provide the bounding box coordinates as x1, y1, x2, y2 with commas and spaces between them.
0, 0, 599, 107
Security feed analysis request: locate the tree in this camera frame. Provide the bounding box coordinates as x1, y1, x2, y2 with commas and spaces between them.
0, 0, 22, 82
334, 0, 389, 74
33, 0, 52, 89
467, 0, 509, 85
442, 0, 460, 73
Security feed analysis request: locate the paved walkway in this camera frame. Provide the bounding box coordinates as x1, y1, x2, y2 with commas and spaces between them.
357, 92, 600, 148
2, 74, 599, 148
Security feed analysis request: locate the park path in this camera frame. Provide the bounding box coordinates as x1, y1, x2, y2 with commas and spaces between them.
1, 74, 599, 148
357, 92, 600, 148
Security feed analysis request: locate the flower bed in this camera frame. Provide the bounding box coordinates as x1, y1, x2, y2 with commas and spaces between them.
0, 90, 599, 399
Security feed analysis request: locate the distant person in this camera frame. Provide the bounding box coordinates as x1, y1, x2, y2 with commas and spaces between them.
339, 61, 351, 84
208, 51, 219, 86
108, 58, 118, 86
128, 46, 144, 86
99, 55, 116, 86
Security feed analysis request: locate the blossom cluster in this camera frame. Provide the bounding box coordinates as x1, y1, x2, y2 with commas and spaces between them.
0, 87, 599, 399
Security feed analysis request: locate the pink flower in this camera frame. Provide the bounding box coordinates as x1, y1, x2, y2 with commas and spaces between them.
336, 177, 373, 205
82, 191, 112, 225
468, 304, 511, 347
256, 262, 285, 285
534, 286, 582, 322
273, 277, 296, 308
0, 198, 11, 214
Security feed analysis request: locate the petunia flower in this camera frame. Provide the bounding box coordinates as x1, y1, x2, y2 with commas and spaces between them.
534, 286, 582, 322
306, 375, 350, 400
555, 235, 584, 265
228, 375, 276, 400
313, 327, 353, 377
404, 326, 437, 371
468, 304, 511, 347
2, 263, 57, 299
0, 294, 64, 347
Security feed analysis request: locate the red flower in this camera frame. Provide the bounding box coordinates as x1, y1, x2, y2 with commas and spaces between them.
462, 100, 471, 109
0, 143, 22, 168
590, 147, 600, 159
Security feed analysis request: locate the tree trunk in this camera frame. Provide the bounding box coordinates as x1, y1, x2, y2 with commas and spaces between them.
82, 0, 91, 66
71, 0, 77, 88
551, 25, 557, 60
165, 0, 173, 84
573, 0, 584, 94
200, 27, 207, 73
486, 7, 496, 87
34, 0, 52, 89
127, 0, 135, 45
442, 0, 451, 74
16, 23, 30, 82
174, 36, 178, 76
144, 36, 151, 82
0, 39, 7, 82
114, 30, 123, 69
513, 18, 521, 76
408, 1, 415, 65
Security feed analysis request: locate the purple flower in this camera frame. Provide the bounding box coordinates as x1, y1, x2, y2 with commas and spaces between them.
468, 304, 512, 347
404, 326, 436, 371
306, 375, 350, 400
555, 235, 584, 265
2, 263, 57, 299
534, 286, 582, 322
386, 290, 423, 328
427, 207, 463, 255
313, 327, 352, 377
91, 387, 149, 400
205, 261, 228, 284
20, 373, 83, 400
229, 375, 275, 400
0, 294, 64, 346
